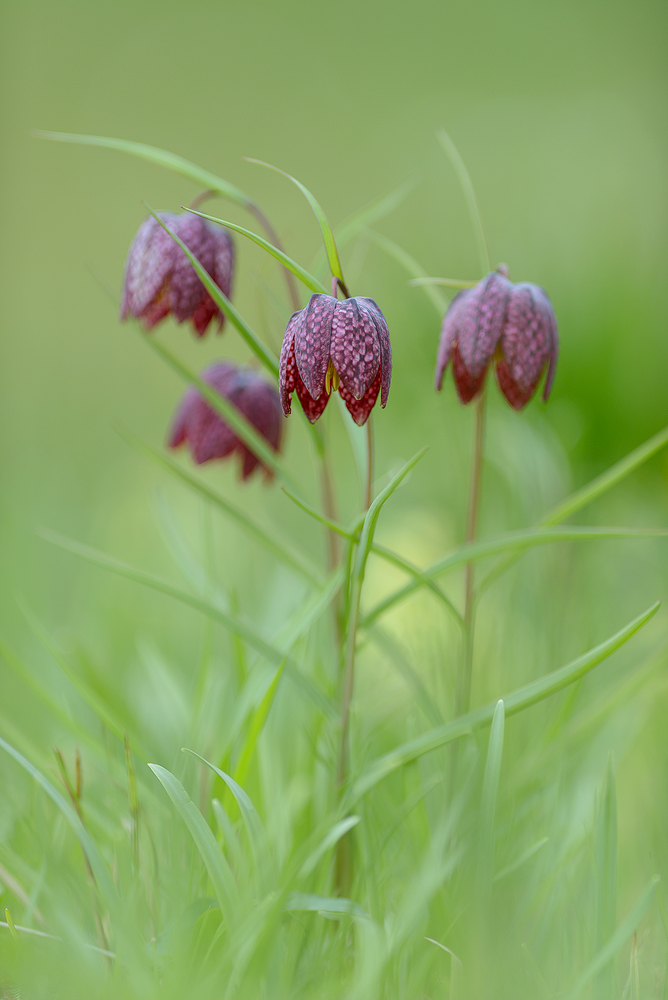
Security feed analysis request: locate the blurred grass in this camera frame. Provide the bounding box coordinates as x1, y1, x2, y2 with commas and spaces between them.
1, 0, 668, 995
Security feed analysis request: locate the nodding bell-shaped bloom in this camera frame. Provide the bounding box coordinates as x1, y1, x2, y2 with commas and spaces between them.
279, 294, 392, 425
120, 212, 234, 337
435, 268, 558, 410
168, 362, 282, 481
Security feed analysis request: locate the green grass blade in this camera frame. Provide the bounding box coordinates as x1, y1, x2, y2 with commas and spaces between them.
233, 660, 285, 789
594, 752, 618, 999
0, 736, 118, 906
436, 128, 490, 276
362, 227, 447, 315
298, 817, 361, 879
493, 837, 549, 882
39, 529, 285, 669
409, 277, 477, 288
476, 700, 505, 914
363, 526, 668, 627
19, 600, 151, 761
282, 487, 461, 622
120, 428, 320, 584
143, 336, 302, 492
187, 210, 327, 295
145, 206, 279, 375
346, 601, 659, 806
425, 939, 464, 1000
148, 764, 239, 924
567, 876, 659, 999
285, 893, 368, 918
183, 750, 274, 893
245, 159, 345, 283
481, 424, 668, 592
355, 449, 428, 582
543, 424, 668, 526
34, 131, 253, 206
311, 176, 419, 275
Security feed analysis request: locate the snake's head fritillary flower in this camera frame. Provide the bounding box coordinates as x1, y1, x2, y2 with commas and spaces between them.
279, 294, 392, 425
435, 269, 558, 409
168, 361, 282, 481
120, 212, 234, 337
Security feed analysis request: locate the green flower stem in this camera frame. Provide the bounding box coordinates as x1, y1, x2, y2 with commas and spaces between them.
457, 391, 487, 717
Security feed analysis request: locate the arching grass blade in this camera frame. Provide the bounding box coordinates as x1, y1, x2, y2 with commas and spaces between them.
346, 601, 659, 807
186, 210, 328, 295
148, 763, 239, 925
436, 128, 490, 276
476, 700, 504, 915
362, 227, 447, 315
245, 159, 345, 284
363, 526, 668, 627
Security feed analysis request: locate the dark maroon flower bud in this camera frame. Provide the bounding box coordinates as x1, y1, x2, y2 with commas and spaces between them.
435, 270, 558, 409
120, 212, 234, 338
168, 361, 282, 481
279, 294, 392, 425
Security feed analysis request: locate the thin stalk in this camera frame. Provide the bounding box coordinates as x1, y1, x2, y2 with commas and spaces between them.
335, 413, 375, 894
247, 202, 301, 311
364, 417, 374, 509
456, 391, 486, 717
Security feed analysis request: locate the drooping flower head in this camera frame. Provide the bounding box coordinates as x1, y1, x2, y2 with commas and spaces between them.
435, 267, 558, 409
279, 294, 392, 425
120, 212, 234, 337
168, 361, 282, 481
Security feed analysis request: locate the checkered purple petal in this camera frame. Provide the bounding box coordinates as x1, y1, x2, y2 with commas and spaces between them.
457, 272, 512, 378
120, 214, 177, 321
356, 297, 392, 407
294, 294, 337, 400
279, 310, 302, 416
501, 283, 558, 393
434, 288, 473, 390
329, 297, 381, 400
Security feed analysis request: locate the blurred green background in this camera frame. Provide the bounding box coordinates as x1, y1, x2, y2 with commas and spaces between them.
1, 0, 668, 992
2, 0, 668, 635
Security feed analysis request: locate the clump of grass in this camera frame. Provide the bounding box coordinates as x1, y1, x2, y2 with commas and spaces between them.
0, 131, 666, 999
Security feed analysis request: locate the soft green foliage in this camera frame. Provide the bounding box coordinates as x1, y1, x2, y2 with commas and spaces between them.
3, 12, 668, 992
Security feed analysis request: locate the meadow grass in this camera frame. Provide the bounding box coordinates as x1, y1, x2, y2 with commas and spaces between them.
0, 135, 667, 1000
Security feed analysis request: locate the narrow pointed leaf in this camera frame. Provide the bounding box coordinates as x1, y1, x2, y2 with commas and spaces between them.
148, 764, 239, 924
183, 750, 274, 892
363, 227, 447, 315
299, 817, 361, 879
145, 206, 278, 375
476, 700, 505, 912
436, 128, 490, 276
409, 277, 477, 288
346, 602, 659, 806
363, 526, 668, 627
494, 837, 549, 882
35, 131, 253, 206
245, 159, 345, 282
186, 210, 328, 294
481, 423, 668, 592
233, 660, 285, 789
312, 176, 419, 275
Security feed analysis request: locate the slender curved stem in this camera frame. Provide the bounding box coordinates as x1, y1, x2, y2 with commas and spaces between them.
364, 417, 374, 509
334, 413, 375, 895
456, 391, 486, 717
245, 202, 301, 312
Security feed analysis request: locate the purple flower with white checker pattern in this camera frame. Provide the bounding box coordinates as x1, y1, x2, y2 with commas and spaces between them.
120, 212, 234, 337
279, 294, 392, 425
168, 361, 282, 481
435, 268, 558, 409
